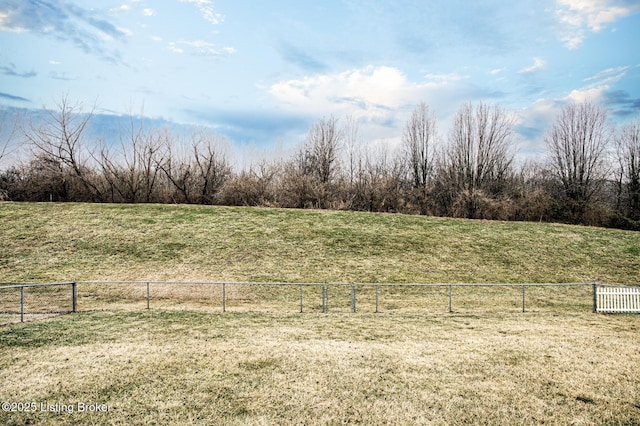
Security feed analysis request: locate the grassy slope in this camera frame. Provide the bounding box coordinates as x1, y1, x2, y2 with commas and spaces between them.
1, 202, 638, 284
1, 203, 640, 425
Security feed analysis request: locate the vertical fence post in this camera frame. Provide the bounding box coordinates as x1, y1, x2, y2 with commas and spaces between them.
299, 284, 303, 313
222, 283, 226, 313
448, 285, 453, 313
592, 280, 598, 313
146, 282, 150, 310
351, 284, 356, 313
325, 285, 329, 313
522, 285, 526, 313
375, 285, 379, 313
20, 286, 24, 323
72, 281, 77, 313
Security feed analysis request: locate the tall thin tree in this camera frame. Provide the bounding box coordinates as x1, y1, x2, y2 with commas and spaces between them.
615, 118, 640, 221
442, 102, 514, 218
545, 100, 611, 223
403, 102, 438, 214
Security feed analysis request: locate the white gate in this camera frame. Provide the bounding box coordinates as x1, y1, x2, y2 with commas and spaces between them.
596, 286, 640, 313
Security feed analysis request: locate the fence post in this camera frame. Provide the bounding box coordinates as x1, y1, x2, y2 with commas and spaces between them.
20, 286, 24, 323
448, 285, 453, 313
375, 285, 379, 313
222, 283, 226, 313
325, 285, 329, 313
146, 282, 150, 310
592, 280, 598, 313
522, 285, 526, 313
299, 284, 303, 313
72, 281, 77, 313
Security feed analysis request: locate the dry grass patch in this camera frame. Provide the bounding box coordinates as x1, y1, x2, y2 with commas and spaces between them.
1, 310, 639, 425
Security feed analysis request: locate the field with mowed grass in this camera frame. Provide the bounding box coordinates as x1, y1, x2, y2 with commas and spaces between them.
0, 202, 639, 284
1, 202, 639, 425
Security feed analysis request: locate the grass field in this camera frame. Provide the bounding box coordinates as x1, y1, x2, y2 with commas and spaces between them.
1, 202, 639, 424
1, 202, 639, 284
1, 311, 639, 425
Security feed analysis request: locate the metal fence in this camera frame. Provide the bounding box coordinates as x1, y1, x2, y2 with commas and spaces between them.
3, 280, 628, 324
0, 281, 76, 323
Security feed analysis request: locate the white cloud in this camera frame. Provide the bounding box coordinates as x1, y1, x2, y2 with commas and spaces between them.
167, 42, 184, 54
0, 12, 25, 32
167, 40, 235, 57
514, 98, 564, 156
564, 64, 630, 104
424, 73, 468, 82
518, 57, 546, 74
565, 87, 607, 103
266, 65, 482, 149
518, 99, 561, 126
179, 0, 224, 25
583, 65, 629, 83
109, 5, 131, 15
143, 8, 155, 17
269, 66, 423, 117
116, 26, 133, 37
151, 36, 163, 42
555, 0, 640, 48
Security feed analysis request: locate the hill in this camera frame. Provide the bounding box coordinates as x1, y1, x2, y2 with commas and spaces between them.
1, 202, 638, 284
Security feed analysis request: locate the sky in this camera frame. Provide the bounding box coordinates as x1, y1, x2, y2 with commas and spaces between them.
1, 0, 640, 165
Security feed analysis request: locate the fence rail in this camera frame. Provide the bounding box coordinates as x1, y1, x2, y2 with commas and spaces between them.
2, 280, 638, 323
5, 281, 628, 321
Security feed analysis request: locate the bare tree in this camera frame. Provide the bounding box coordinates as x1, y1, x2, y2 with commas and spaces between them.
291, 116, 343, 208
545, 100, 611, 223
98, 113, 164, 203
0, 111, 19, 200
22, 95, 103, 201
158, 132, 194, 204
158, 129, 230, 204
220, 160, 279, 207
441, 102, 514, 218
304, 116, 342, 185
403, 102, 438, 214
191, 129, 232, 204
0, 110, 18, 163
615, 118, 640, 221
362, 142, 406, 213
343, 114, 361, 186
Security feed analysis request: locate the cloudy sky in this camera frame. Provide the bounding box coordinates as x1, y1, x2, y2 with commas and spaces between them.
1, 0, 639, 160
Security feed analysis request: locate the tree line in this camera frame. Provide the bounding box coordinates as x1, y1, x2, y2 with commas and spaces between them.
1, 96, 639, 230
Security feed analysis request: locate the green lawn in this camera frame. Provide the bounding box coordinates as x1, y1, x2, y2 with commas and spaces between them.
1, 202, 638, 284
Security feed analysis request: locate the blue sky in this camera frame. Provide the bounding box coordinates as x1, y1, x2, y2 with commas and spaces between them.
1, 0, 639, 162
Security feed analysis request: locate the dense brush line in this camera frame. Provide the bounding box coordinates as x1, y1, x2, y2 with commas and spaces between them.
0, 97, 639, 230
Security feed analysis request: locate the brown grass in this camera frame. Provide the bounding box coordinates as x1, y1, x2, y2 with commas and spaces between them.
1, 310, 639, 425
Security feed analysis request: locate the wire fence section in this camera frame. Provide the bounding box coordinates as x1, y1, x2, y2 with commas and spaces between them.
0, 281, 76, 324
3, 280, 634, 323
